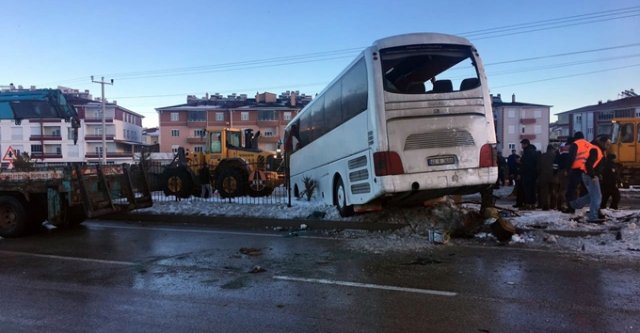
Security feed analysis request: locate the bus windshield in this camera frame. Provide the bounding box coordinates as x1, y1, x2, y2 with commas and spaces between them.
381, 44, 479, 95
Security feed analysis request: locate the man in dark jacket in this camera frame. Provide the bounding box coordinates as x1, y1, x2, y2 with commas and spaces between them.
507, 149, 519, 186
519, 139, 538, 210
537, 144, 557, 210
600, 153, 621, 209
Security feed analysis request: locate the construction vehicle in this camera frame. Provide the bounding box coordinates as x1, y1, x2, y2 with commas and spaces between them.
609, 117, 640, 187
0, 89, 152, 237
161, 128, 284, 198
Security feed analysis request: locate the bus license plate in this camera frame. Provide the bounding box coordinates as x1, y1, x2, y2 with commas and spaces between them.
427, 156, 456, 166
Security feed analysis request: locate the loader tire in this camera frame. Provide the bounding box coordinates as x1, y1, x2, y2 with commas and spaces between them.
0, 196, 28, 238
163, 167, 194, 198
216, 167, 247, 198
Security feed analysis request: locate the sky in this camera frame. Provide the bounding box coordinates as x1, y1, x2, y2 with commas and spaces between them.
1, 0, 639, 128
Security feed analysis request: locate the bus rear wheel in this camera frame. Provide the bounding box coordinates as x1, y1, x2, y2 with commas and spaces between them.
334, 178, 354, 217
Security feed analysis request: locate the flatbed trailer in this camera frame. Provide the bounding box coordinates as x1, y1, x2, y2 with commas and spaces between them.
0, 162, 152, 237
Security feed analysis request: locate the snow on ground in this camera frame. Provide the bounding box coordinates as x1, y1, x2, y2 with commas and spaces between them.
132, 186, 640, 260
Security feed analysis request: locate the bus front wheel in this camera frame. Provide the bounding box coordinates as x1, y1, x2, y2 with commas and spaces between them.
334, 178, 354, 217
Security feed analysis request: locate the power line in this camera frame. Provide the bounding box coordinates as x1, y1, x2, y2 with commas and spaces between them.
66, 6, 640, 83
485, 43, 640, 66
491, 63, 640, 89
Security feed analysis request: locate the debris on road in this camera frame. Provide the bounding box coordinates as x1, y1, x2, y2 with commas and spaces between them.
239, 248, 262, 256
249, 265, 266, 273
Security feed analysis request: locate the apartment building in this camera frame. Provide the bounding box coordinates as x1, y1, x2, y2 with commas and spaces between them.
157, 91, 310, 153
0, 85, 145, 165
492, 93, 551, 155
555, 94, 640, 142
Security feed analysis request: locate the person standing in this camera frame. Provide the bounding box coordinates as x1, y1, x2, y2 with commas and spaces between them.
199, 164, 213, 198
537, 144, 557, 210
507, 149, 519, 186
519, 139, 538, 210
600, 153, 621, 210
563, 132, 604, 222
554, 139, 573, 211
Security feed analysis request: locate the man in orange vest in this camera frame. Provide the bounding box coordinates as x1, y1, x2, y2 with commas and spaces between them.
562, 131, 604, 222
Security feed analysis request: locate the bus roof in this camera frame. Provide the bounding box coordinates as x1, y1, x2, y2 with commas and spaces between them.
372, 33, 473, 50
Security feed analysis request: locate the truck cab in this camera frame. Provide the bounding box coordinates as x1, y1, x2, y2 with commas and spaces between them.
610, 117, 640, 186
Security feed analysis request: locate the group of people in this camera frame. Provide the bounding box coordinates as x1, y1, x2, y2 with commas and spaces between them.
496, 132, 621, 223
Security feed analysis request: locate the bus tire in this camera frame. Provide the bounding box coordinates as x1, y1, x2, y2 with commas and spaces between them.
334, 177, 354, 217
216, 167, 247, 198
0, 196, 28, 238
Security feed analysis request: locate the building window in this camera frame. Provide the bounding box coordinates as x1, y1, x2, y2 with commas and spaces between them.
508, 143, 516, 150
241, 112, 249, 121
576, 115, 582, 122
96, 146, 104, 156
67, 145, 79, 158
171, 145, 179, 154
171, 112, 179, 121
521, 127, 525, 133
284, 112, 292, 121
193, 145, 204, 153
31, 144, 43, 153
263, 128, 275, 137
534, 110, 542, 118
95, 127, 103, 135
171, 129, 180, 137
534, 125, 542, 134
193, 129, 206, 138
508, 110, 515, 118
11, 127, 23, 140
216, 112, 224, 121
67, 128, 75, 140
187, 111, 206, 122
258, 110, 276, 121
508, 125, 515, 134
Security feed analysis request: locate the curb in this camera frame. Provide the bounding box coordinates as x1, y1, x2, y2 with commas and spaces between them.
101, 212, 406, 232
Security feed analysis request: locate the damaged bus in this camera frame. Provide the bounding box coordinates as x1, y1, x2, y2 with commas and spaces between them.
284, 33, 497, 216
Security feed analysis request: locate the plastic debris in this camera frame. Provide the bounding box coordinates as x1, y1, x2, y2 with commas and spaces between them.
249, 265, 266, 273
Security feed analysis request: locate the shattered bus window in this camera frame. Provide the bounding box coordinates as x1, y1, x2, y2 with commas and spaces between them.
381, 44, 480, 94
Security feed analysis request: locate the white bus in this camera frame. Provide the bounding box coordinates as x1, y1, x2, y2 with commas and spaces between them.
284, 33, 497, 216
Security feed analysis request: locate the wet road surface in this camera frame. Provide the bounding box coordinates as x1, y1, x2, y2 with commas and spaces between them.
0, 220, 639, 333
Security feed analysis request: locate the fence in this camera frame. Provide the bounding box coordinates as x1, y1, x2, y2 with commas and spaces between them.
143, 160, 291, 206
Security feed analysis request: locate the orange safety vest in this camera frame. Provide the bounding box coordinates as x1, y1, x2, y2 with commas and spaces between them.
571, 139, 603, 172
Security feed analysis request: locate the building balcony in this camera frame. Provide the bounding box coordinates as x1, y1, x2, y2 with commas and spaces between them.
260, 136, 281, 144
84, 118, 114, 123
29, 135, 62, 141
85, 135, 115, 141
256, 119, 279, 127
520, 134, 536, 140
520, 118, 537, 125
30, 153, 63, 159
186, 137, 206, 144
85, 152, 134, 158
29, 118, 65, 124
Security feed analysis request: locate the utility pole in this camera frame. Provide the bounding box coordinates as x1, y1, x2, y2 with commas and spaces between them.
91, 76, 114, 164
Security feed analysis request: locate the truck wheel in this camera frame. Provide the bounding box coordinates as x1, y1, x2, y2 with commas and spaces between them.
334, 177, 354, 217
216, 167, 247, 198
0, 196, 28, 238
163, 168, 193, 198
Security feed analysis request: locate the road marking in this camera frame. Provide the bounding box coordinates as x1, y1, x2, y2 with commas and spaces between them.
88, 222, 333, 240
273, 275, 458, 297
0, 250, 136, 266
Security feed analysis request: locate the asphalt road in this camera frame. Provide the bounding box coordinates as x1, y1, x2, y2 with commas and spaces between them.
0, 220, 639, 333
